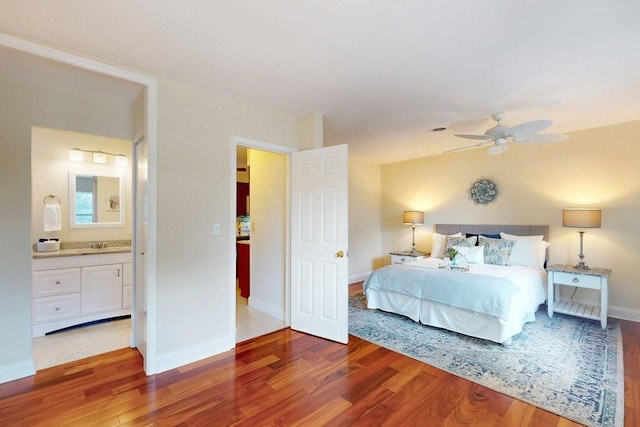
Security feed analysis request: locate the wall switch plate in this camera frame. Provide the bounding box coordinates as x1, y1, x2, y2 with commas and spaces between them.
213, 223, 221, 235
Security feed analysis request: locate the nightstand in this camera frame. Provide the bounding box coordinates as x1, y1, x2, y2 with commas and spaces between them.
547, 264, 611, 329
389, 251, 427, 264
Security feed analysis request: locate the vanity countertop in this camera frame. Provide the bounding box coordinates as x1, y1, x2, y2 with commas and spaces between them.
33, 245, 132, 259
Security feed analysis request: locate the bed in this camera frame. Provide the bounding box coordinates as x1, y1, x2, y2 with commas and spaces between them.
363, 224, 549, 344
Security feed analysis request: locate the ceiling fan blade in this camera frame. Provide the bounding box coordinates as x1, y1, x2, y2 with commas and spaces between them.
505, 119, 552, 137
454, 134, 495, 141
443, 141, 489, 153
514, 133, 568, 144
487, 144, 509, 155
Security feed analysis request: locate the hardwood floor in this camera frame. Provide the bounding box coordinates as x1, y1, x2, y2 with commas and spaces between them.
0, 284, 638, 426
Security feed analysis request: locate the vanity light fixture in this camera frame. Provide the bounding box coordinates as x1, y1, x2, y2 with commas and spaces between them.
69, 148, 128, 167
69, 148, 84, 162
115, 155, 128, 167
92, 152, 107, 164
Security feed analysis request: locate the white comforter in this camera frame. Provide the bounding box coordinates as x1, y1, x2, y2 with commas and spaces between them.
363, 257, 547, 342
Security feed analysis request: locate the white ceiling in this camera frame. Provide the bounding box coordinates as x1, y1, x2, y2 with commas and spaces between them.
2, 1, 639, 164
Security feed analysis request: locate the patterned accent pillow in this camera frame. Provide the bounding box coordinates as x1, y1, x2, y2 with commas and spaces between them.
444, 235, 477, 258
479, 235, 515, 265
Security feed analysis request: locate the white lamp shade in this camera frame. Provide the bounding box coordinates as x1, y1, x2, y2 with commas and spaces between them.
563, 208, 601, 228
403, 211, 424, 225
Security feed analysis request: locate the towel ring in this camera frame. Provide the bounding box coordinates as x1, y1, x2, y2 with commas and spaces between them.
43, 194, 61, 205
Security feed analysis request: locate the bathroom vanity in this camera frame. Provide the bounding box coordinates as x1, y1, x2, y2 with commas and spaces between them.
32, 248, 132, 337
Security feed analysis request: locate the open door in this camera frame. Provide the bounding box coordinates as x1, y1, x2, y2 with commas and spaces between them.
134, 135, 148, 365
291, 144, 348, 344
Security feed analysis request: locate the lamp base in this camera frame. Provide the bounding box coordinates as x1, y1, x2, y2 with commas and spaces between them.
574, 261, 590, 270
409, 247, 420, 255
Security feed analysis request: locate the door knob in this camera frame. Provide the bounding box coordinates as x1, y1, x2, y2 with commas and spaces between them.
336, 250, 344, 258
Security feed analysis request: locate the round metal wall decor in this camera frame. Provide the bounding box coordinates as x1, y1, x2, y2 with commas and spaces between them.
469, 179, 499, 205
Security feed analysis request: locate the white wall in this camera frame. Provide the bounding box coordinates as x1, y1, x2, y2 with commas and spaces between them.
0, 71, 136, 383
348, 156, 383, 282
381, 120, 640, 320
247, 149, 287, 320
31, 127, 133, 244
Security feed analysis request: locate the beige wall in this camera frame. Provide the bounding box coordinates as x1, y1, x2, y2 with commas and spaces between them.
348, 156, 383, 282
247, 149, 287, 319
381, 120, 640, 319
153, 78, 298, 363
31, 127, 132, 244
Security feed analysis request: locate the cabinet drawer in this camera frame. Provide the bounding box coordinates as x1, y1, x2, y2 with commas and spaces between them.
33, 268, 81, 297
33, 294, 81, 324
553, 271, 601, 289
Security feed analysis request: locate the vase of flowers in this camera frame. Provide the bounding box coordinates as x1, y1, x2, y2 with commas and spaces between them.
447, 247, 459, 267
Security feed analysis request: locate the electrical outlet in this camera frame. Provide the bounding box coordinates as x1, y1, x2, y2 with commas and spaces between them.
213, 223, 221, 235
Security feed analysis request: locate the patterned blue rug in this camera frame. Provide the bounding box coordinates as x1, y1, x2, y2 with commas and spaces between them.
349, 293, 624, 427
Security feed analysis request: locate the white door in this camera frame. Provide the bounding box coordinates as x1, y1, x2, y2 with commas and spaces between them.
134, 136, 148, 362
291, 144, 349, 344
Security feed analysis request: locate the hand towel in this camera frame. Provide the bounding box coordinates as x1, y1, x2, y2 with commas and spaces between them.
43, 204, 62, 232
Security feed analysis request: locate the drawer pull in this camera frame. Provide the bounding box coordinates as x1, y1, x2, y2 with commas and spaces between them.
572, 277, 579, 283
55, 280, 60, 285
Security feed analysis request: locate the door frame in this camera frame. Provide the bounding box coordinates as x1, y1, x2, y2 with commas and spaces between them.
230, 136, 296, 334
0, 34, 160, 374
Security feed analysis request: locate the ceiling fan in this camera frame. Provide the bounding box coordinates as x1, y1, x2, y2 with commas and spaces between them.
446, 112, 567, 155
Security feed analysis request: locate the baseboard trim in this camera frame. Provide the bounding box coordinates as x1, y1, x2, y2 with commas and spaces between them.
153, 336, 235, 374
349, 271, 372, 284
248, 297, 285, 321
0, 358, 36, 384
609, 305, 640, 322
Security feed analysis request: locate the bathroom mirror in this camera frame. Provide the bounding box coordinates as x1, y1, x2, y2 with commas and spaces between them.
69, 170, 125, 228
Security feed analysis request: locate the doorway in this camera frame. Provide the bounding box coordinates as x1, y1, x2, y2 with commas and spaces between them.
30, 127, 134, 370
0, 34, 158, 378
233, 137, 296, 342
235, 145, 288, 342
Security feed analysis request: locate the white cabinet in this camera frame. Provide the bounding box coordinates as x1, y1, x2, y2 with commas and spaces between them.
32, 252, 132, 337
81, 264, 124, 315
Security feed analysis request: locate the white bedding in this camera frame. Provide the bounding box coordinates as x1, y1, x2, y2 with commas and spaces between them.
363, 257, 547, 344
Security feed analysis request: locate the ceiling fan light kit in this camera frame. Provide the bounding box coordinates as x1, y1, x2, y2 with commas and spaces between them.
446, 112, 567, 155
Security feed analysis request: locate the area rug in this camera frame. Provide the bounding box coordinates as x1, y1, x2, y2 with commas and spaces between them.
348, 293, 624, 427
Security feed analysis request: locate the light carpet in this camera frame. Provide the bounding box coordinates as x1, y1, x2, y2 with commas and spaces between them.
349, 293, 623, 427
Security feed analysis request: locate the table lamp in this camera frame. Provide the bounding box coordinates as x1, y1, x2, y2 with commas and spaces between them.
403, 211, 424, 254
562, 208, 601, 270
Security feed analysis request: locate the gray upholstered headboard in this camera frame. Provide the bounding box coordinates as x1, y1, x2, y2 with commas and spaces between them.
435, 224, 550, 261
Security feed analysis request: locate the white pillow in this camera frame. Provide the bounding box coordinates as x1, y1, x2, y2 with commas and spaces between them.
430, 232, 462, 258
500, 232, 545, 268
453, 245, 485, 264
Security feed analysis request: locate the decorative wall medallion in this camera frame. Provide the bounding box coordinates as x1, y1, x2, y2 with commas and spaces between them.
469, 179, 499, 205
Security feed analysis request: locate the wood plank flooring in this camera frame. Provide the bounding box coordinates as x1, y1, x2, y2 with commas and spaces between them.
0, 284, 638, 426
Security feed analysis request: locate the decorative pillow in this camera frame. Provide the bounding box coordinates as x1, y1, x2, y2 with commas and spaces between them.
500, 232, 545, 269
430, 232, 462, 258
478, 235, 515, 265
466, 233, 501, 243
444, 235, 477, 259
453, 245, 484, 264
